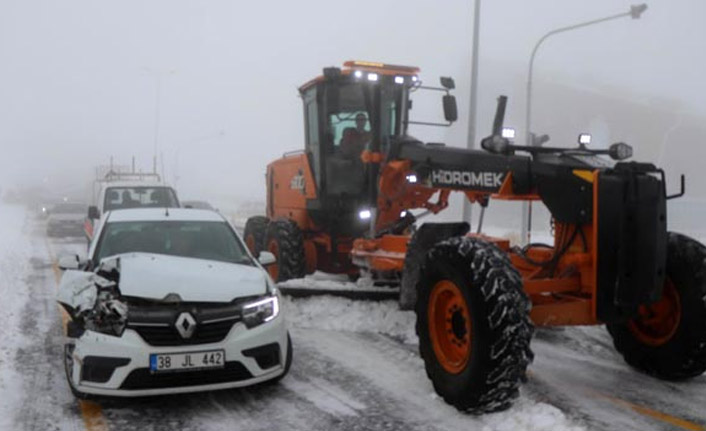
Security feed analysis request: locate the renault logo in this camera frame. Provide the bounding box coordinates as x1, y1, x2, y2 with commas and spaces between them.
175, 312, 197, 339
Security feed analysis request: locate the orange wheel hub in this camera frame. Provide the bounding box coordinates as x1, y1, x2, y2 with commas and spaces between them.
428, 280, 472, 374
628, 278, 681, 347
267, 239, 280, 280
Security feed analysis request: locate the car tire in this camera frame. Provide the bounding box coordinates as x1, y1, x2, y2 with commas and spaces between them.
244, 216, 270, 256
416, 236, 534, 413
264, 220, 305, 282
607, 232, 706, 380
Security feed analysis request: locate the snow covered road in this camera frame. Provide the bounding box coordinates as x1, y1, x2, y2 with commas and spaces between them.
1, 203, 705, 430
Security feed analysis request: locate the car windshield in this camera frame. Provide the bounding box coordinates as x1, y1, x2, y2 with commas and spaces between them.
104, 187, 179, 211
52, 203, 86, 214
94, 220, 250, 265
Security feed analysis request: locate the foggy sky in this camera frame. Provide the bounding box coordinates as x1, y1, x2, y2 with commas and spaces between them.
0, 0, 704, 209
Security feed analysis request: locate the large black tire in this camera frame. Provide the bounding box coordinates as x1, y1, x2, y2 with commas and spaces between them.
416, 236, 534, 414
265, 220, 306, 282
400, 223, 470, 311
244, 216, 269, 256
607, 232, 706, 380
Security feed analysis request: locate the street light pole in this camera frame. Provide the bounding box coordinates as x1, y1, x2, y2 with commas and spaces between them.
153, 75, 162, 159
462, 0, 482, 225
143, 68, 176, 162
520, 4, 647, 244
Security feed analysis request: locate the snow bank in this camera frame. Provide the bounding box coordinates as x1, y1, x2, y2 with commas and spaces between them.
481, 398, 586, 431
0, 204, 32, 429
280, 271, 400, 294
280, 272, 412, 343
283, 295, 417, 344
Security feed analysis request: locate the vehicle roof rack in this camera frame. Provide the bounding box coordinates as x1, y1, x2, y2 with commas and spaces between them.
95, 156, 162, 183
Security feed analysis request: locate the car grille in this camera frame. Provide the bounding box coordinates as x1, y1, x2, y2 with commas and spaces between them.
120, 361, 253, 390
126, 301, 243, 346
132, 320, 236, 346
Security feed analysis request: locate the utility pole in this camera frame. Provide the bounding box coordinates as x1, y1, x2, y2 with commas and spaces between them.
143, 68, 176, 162
462, 0, 482, 225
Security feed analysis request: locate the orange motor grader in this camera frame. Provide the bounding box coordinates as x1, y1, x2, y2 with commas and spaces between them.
245, 60, 706, 413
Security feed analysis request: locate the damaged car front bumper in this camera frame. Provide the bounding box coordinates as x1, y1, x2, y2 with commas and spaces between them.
64, 300, 288, 397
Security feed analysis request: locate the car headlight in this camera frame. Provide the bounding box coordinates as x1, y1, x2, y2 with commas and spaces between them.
242, 294, 279, 328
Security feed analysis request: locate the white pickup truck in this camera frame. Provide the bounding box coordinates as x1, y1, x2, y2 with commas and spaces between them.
86, 179, 180, 240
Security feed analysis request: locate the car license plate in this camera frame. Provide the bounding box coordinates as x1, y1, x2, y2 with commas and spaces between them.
150, 350, 225, 372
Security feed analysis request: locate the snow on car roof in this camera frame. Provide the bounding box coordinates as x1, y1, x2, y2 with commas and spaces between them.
106, 208, 226, 222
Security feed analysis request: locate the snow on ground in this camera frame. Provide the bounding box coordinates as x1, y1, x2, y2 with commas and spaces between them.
481, 398, 586, 431
0, 204, 33, 429
284, 295, 418, 344
297, 328, 588, 431
282, 271, 417, 343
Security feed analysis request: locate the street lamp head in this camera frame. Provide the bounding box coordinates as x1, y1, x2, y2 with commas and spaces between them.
630, 4, 648, 19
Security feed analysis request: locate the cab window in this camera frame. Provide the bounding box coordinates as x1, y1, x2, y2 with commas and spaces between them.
329, 111, 370, 148
104, 187, 179, 211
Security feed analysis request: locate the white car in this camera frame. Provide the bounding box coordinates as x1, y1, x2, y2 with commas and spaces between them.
57, 208, 291, 398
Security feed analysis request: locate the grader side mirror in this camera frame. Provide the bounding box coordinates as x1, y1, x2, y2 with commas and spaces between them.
440, 77, 456, 90
443, 95, 458, 123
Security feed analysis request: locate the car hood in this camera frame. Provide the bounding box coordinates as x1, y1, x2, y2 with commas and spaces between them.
114, 253, 267, 302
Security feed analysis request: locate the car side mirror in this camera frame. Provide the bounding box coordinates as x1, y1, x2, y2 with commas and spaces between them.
443, 95, 457, 123
58, 254, 81, 271
258, 251, 277, 266
88, 206, 100, 220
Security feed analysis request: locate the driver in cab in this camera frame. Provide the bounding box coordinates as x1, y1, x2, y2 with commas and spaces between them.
340, 113, 371, 159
